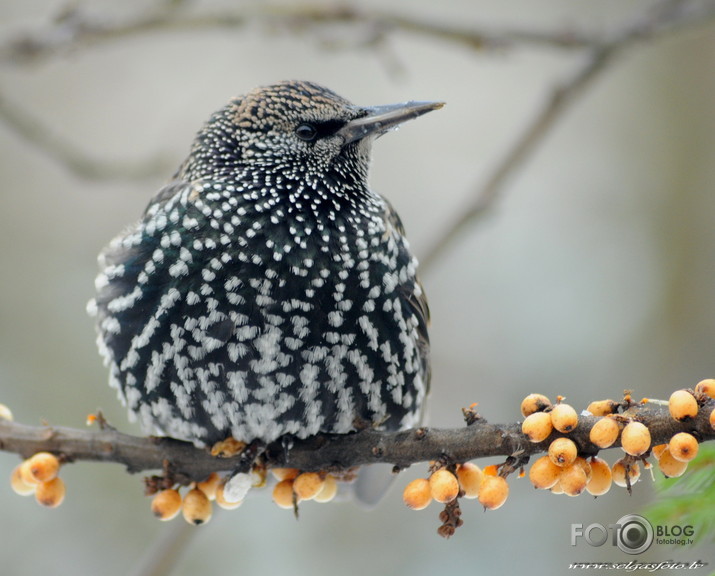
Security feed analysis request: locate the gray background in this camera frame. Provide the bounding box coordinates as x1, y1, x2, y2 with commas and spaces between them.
1, 1, 714, 575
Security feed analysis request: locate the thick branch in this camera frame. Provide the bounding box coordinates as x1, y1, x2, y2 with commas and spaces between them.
1, 402, 713, 483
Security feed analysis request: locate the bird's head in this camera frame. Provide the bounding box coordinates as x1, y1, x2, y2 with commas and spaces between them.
179, 80, 443, 195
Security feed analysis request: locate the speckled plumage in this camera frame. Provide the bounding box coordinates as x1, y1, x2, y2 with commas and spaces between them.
89, 81, 437, 449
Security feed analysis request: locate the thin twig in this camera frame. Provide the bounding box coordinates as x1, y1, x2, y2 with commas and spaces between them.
0, 4, 601, 66
419, 0, 715, 271
0, 89, 170, 181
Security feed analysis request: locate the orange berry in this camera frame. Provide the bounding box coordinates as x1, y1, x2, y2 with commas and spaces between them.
196, 472, 221, 501
651, 443, 668, 459
10, 464, 36, 496
182, 488, 212, 525
25, 452, 60, 483
586, 399, 618, 417
35, 477, 66, 508
271, 468, 300, 481
429, 469, 460, 504
151, 489, 182, 521
612, 459, 640, 488
589, 417, 620, 449
520, 393, 552, 417
272, 479, 297, 509
293, 472, 325, 501
694, 378, 715, 399
668, 432, 699, 462
658, 448, 688, 478
528, 455, 562, 490
19, 459, 41, 486
550, 480, 564, 495
215, 482, 244, 510
620, 421, 651, 457
668, 390, 698, 421
402, 478, 432, 510
548, 437, 578, 467
522, 412, 553, 443
456, 462, 483, 499
586, 457, 612, 496
314, 475, 338, 503
573, 456, 592, 481
550, 403, 579, 433
559, 463, 588, 497
478, 475, 509, 510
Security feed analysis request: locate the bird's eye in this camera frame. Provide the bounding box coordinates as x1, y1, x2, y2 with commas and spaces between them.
295, 123, 318, 142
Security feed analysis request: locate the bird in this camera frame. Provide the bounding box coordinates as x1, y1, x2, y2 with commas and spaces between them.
88, 81, 440, 471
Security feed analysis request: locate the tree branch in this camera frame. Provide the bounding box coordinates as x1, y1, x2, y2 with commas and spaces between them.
2, 400, 713, 484
420, 0, 715, 270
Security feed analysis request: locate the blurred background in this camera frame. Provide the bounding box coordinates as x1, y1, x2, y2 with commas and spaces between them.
1, 1, 714, 574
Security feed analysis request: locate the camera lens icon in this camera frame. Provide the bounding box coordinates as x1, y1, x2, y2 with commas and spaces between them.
616, 514, 654, 554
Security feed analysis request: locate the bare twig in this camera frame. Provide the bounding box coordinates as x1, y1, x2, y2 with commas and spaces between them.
0, 89, 170, 181
0, 4, 601, 66
1, 401, 713, 482
420, 0, 715, 271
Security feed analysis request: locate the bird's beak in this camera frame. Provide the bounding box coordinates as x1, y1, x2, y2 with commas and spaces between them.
338, 101, 444, 144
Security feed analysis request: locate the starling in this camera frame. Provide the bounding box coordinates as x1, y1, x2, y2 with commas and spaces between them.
89, 80, 439, 457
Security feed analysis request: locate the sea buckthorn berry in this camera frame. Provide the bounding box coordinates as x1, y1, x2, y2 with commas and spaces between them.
651, 444, 668, 460
695, 378, 715, 399
429, 469, 460, 504
620, 421, 651, 457
668, 432, 699, 462
314, 474, 338, 504
548, 437, 578, 467
589, 417, 620, 449
272, 479, 297, 510
573, 457, 593, 482
182, 488, 212, 525
216, 482, 244, 510
668, 390, 698, 421
612, 459, 640, 488
586, 457, 612, 496
550, 480, 564, 495
196, 472, 221, 501
0, 403, 13, 421
520, 393, 552, 417
456, 462, 483, 499
35, 477, 66, 508
522, 411, 553, 442
151, 489, 182, 521
271, 468, 300, 481
558, 463, 588, 497
550, 403, 579, 433
478, 475, 509, 510
403, 478, 432, 510
19, 459, 42, 486
10, 464, 36, 496
528, 455, 562, 490
25, 452, 60, 483
293, 472, 325, 501
586, 399, 618, 417
657, 448, 689, 478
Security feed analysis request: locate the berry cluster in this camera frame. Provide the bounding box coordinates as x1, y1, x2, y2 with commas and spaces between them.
401, 379, 714, 537
147, 467, 344, 525
11, 452, 66, 508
